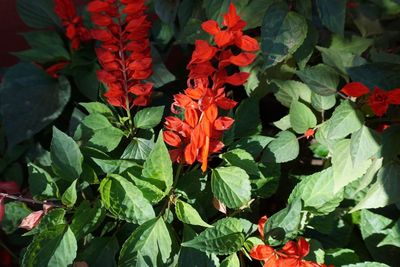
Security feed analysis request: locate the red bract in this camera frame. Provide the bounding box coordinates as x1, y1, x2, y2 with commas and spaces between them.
340, 82, 400, 117
258, 215, 268, 240
88, 0, 153, 110
45, 61, 69, 78
0, 181, 20, 222
164, 3, 259, 172
54, 0, 91, 50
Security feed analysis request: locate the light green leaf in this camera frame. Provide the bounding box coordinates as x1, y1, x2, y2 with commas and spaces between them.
378, 220, 400, 248
80, 102, 113, 117
261, 2, 307, 68
211, 166, 251, 209
119, 218, 175, 267
121, 138, 154, 161
262, 131, 299, 163
51, 127, 83, 181
220, 254, 240, 267
289, 100, 317, 134
296, 64, 339, 96
311, 93, 336, 112
61, 180, 77, 207
23, 209, 66, 236
22, 224, 77, 267
182, 218, 245, 255
342, 263, 390, 267
350, 126, 381, 166
326, 100, 364, 140
221, 149, 260, 176
133, 106, 165, 129
175, 200, 212, 228
272, 80, 312, 107
142, 131, 173, 192
99, 175, 155, 224
330, 35, 373, 55
273, 115, 291, 131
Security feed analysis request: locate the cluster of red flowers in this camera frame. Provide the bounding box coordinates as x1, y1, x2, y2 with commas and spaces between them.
0, 181, 20, 222
250, 216, 333, 267
341, 82, 400, 116
163, 4, 259, 172
54, 0, 91, 50
87, 0, 154, 109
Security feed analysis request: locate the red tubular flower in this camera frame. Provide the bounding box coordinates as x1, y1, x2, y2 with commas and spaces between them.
164, 3, 259, 172
87, 0, 153, 110
54, 0, 91, 50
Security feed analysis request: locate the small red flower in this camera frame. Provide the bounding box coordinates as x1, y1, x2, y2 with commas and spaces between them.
304, 129, 315, 139
340, 82, 369, 97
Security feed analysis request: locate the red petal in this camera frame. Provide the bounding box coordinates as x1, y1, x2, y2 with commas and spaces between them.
223, 3, 245, 29
257, 215, 268, 239
0, 199, 4, 222
236, 35, 260, 52
201, 20, 220, 35
225, 72, 250, 86
129, 83, 153, 96
388, 88, 400, 104
214, 116, 234, 131
184, 143, 197, 164
215, 96, 237, 110
87, 0, 110, 13
0, 181, 20, 194
185, 108, 199, 128
132, 95, 151, 107
280, 240, 298, 256
91, 13, 112, 26
304, 128, 315, 139
19, 211, 44, 231
96, 70, 117, 84
205, 104, 218, 123
215, 31, 234, 47
189, 40, 218, 64
297, 238, 310, 258
91, 29, 113, 41
128, 58, 152, 71
229, 52, 257, 66
368, 88, 389, 117
340, 82, 370, 97
163, 131, 182, 147
249, 245, 275, 261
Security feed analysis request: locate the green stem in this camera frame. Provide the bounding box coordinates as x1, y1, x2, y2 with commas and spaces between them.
158, 163, 184, 218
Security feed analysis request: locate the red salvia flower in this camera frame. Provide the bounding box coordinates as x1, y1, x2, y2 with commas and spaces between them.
340, 82, 400, 117
54, 0, 91, 50
87, 0, 154, 110
164, 3, 259, 172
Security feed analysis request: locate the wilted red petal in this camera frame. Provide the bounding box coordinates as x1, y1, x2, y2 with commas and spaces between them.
229, 52, 257, 66
19, 211, 44, 231
387, 88, 400, 104
257, 215, 268, 239
236, 35, 260, 52
225, 72, 250, 86
212, 197, 227, 214
201, 20, 220, 35
0, 181, 20, 194
340, 82, 370, 97
73, 262, 89, 267
214, 116, 234, 131
163, 131, 182, 147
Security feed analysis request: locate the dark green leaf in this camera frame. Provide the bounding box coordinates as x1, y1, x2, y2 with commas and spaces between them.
77, 237, 119, 267
316, 0, 346, 35
1, 202, 31, 234
121, 138, 154, 161
347, 63, 400, 90
70, 200, 106, 240
28, 163, 59, 198
17, 0, 61, 29
233, 98, 261, 138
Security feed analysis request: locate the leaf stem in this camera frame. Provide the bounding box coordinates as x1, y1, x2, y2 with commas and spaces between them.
0, 193, 64, 208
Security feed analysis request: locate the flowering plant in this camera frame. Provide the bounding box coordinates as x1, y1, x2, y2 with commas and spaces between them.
1, 0, 400, 266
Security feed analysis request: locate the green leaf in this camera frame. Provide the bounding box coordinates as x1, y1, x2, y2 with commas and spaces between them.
61, 180, 77, 207
229, 135, 274, 159
262, 131, 299, 163
13, 32, 69, 64
317, 46, 366, 76
261, 2, 307, 68
296, 64, 339, 96
142, 131, 173, 192
1, 202, 31, 234
73, 63, 100, 101
240, 0, 274, 30
332, 139, 372, 193
272, 80, 312, 108
325, 100, 364, 140
81, 113, 124, 152
23, 209, 66, 236
273, 115, 291, 131
378, 220, 400, 248
342, 263, 390, 267
221, 149, 259, 177
233, 98, 261, 138
294, 22, 319, 69
100, 175, 155, 224
351, 163, 400, 211
0, 63, 70, 147
147, 48, 176, 88
154, 0, 179, 23
51, 127, 83, 181
289, 100, 317, 134
133, 106, 165, 129
220, 254, 240, 267
121, 138, 154, 161
325, 248, 359, 266
175, 200, 212, 228
17, 0, 61, 29
119, 217, 175, 267
311, 93, 336, 112
92, 158, 139, 174
28, 163, 59, 198
77, 237, 119, 267
330, 35, 373, 55
289, 168, 343, 215
264, 198, 302, 241
211, 166, 251, 209
350, 126, 381, 166
316, 0, 346, 35
126, 172, 166, 204
70, 200, 106, 240
22, 224, 77, 267
182, 218, 245, 255
80, 102, 113, 117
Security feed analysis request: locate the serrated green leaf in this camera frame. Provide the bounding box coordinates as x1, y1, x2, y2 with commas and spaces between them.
121, 138, 154, 161
350, 126, 381, 166
289, 100, 317, 134
51, 127, 83, 181
182, 218, 245, 255
261, 2, 307, 68
70, 200, 106, 240
119, 217, 175, 267
296, 64, 339, 96
229, 135, 274, 159
262, 131, 299, 163
142, 131, 173, 192
330, 35, 373, 55
126, 171, 166, 204
211, 166, 251, 209
22, 224, 77, 267
99, 175, 155, 224
326, 100, 364, 140
220, 253, 240, 267
80, 102, 113, 117
311, 93, 336, 112
133, 106, 165, 129
221, 149, 259, 176
272, 80, 312, 107
378, 220, 400, 248
61, 180, 77, 207
175, 200, 212, 228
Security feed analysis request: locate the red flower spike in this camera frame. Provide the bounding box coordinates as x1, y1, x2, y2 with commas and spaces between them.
257, 215, 268, 240
340, 82, 370, 97
164, 3, 258, 171
88, 0, 153, 109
